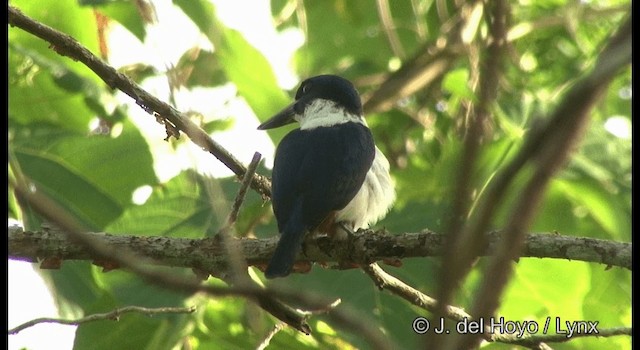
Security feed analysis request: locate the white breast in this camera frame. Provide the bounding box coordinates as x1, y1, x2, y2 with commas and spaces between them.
336, 146, 396, 229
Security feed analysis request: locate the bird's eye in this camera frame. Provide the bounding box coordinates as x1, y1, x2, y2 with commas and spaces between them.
302, 83, 309, 94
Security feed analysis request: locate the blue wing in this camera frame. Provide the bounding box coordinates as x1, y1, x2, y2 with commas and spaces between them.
265, 122, 375, 278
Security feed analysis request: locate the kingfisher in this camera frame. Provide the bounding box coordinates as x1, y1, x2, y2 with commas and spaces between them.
258, 75, 395, 278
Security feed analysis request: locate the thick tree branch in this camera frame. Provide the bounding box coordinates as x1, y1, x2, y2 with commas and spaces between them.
7, 5, 272, 199
8, 183, 392, 349
9, 226, 631, 271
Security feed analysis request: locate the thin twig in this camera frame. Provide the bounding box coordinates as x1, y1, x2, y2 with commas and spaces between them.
8, 305, 196, 335
506, 4, 630, 42
362, 44, 462, 114
256, 323, 285, 350
362, 0, 469, 114
223, 152, 263, 231
214, 152, 263, 284
376, 0, 405, 58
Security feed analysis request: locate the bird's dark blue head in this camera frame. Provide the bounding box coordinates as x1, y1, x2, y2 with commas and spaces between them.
258, 75, 363, 130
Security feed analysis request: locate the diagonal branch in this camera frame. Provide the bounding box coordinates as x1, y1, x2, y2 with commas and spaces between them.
8, 5, 272, 199
363, 263, 472, 320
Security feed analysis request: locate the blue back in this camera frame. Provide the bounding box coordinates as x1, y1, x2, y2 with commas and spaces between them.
271, 122, 375, 234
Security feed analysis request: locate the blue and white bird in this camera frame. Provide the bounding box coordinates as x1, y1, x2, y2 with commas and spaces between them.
258, 75, 395, 278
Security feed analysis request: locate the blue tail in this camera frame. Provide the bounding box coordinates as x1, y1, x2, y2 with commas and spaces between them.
265, 210, 306, 279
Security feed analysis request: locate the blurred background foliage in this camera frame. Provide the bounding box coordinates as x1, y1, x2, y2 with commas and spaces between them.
8, 0, 630, 349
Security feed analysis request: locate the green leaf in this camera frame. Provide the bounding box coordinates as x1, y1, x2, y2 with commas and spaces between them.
177, 49, 227, 88
555, 178, 631, 240
290, 1, 415, 76
38, 262, 105, 318
216, 27, 290, 118
107, 170, 227, 238
11, 121, 156, 229
107, 170, 268, 238
191, 299, 262, 349
9, 45, 96, 133
172, 0, 217, 38
582, 266, 631, 349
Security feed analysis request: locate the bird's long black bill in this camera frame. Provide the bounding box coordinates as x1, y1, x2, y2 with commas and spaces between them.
257, 104, 296, 130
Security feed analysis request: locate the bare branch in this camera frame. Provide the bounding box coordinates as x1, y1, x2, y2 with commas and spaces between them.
9, 226, 631, 271
438, 2, 510, 348
363, 263, 472, 321
8, 305, 196, 335
362, 44, 462, 115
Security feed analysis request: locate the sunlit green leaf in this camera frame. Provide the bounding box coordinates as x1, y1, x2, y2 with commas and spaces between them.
442, 68, 475, 101
174, 0, 290, 144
